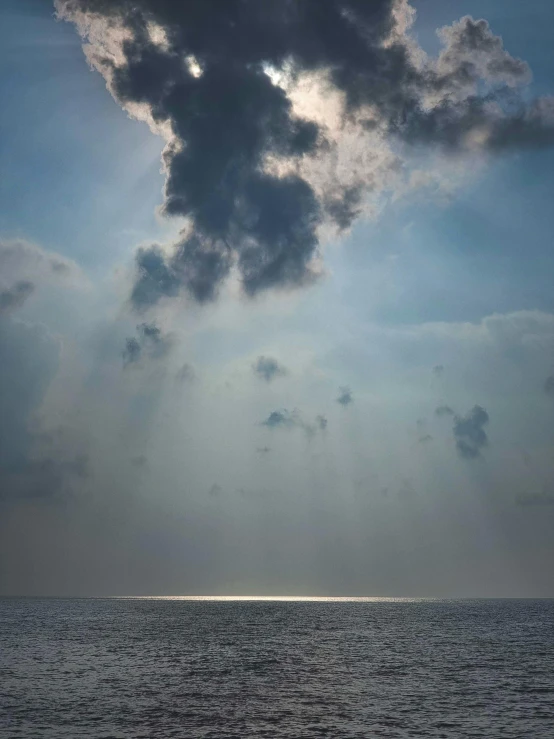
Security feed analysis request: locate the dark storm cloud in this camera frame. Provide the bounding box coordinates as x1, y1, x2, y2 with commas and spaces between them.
435, 404, 455, 417
0, 281, 35, 315
56, 1, 554, 306
544, 376, 554, 396
337, 386, 353, 406
123, 322, 173, 367
132, 238, 234, 308
395, 17, 554, 153
252, 355, 288, 382
453, 405, 490, 460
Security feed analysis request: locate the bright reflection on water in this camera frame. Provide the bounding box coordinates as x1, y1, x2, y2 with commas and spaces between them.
114, 595, 429, 602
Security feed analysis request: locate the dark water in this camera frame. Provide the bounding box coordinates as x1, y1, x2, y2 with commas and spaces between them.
1, 598, 553, 738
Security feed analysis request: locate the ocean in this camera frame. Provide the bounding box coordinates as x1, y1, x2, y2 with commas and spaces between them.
1, 597, 553, 738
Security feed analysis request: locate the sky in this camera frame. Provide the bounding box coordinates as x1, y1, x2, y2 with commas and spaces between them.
1, 0, 553, 598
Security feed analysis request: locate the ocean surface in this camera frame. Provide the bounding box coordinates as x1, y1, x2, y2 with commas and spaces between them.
1, 597, 553, 738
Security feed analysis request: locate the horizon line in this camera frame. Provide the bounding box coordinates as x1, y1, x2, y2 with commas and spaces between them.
2, 595, 553, 601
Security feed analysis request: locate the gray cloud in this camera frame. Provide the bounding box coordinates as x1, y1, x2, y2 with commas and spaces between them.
0, 455, 90, 501
433, 364, 445, 377
453, 405, 490, 459
0, 281, 35, 315
0, 318, 58, 477
0, 239, 81, 287
316, 415, 328, 431
131, 454, 148, 469
435, 17, 530, 93
123, 337, 142, 367
545, 376, 554, 396
324, 186, 364, 233
337, 386, 353, 406
123, 322, 173, 367
56, 2, 554, 307
261, 408, 325, 437
262, 410, 297, 430
176, 363, 195, 383
0, 237, 93, 503
137, 322, 173, 358
252, 355, 288, 382
435, 404, 455, 417
515, 491, 554, 507
399, 477, 416, 498
130, 245, 181, 309
0, 313, 89, 501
